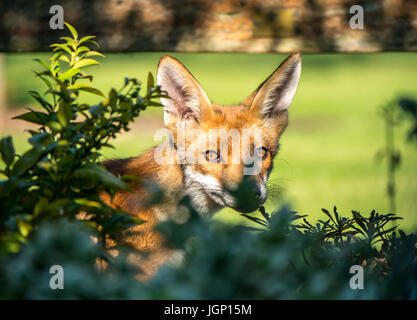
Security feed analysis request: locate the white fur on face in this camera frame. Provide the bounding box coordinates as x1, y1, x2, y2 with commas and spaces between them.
259, 182, 267, 203
183, 166, 268, 216
183, 166, 224, 217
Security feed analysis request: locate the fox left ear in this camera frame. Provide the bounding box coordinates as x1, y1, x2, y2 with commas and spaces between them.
157, 56, 213, 128
243, 52, 302, 118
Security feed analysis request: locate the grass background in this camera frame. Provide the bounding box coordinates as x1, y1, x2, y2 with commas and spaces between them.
3, 52, 417, 230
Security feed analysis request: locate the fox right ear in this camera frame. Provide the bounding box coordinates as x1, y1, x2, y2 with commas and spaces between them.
157, 56, 213, 128
243, 52, 302, 118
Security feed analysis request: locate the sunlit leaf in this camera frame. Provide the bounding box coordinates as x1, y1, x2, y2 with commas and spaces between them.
64, 22, 78, 40
68, 84, 105, 97
58, 68, 81, 81
73, 59, 100, 69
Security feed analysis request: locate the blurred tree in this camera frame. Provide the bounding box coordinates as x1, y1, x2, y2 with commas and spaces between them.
0, 54, 5, 131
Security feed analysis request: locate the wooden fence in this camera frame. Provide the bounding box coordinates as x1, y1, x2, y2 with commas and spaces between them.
0, 0, 416, 53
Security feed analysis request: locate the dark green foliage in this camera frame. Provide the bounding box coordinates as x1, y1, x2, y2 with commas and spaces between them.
148, 203, 417, 299
0, 24, 165, 257
1, 201, 415, 299
0, 220, 146, 299
0, 25, 416, 299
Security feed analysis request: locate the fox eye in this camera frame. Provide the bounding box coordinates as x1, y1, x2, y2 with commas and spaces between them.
255, 147, 268, 160
205, 150, 220, 163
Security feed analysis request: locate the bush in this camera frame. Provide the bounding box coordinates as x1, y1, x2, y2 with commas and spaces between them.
0, 23, 164, 298
147, 202, 417, 299
0, 23, 165, 255
0, 24, 416, 299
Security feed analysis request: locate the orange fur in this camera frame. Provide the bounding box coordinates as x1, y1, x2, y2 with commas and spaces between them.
101, 53, 302, 279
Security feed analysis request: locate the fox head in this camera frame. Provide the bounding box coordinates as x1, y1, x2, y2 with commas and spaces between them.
156, 53, 302, 215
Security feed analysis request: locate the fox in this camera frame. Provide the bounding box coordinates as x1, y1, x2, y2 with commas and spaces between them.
101, 52, 302, 279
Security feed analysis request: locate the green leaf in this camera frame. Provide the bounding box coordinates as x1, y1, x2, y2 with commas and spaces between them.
50, 43, 73, 56
12, 111, 50, 125
68, 84, 105, 97
34, 58, 51, 71
74, 198, 102, 208
11, 146, 45, 175
240, 213, 269, 228
16, 217, 32, 237
47, 121, 63, 131
28, 91, 53, 112
0, 136, 15, 166
34, 72, 53, 90
147, 72, 154, 93
58, 55, 70, 64
78, 35, 96, 45
58, 68, 81, 81
108, 88, 117, 107
74, 164, 128, 190
352, 211, 368, 233
73, 59, 100, 69
76, 46, 90, 54
321, 208, 336, 224
77, 72, 94, 82
57, 102, 72, 126
33, 198, 49, 217
65, 22, 78, 40
59, 36, 77, 49
84, 51, 105, 58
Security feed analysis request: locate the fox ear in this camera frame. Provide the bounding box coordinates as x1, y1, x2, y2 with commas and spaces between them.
157, 56, 213, 127
243, 52, 302, 118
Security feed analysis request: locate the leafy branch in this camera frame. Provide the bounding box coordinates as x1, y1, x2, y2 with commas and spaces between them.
0, 23, 166, 255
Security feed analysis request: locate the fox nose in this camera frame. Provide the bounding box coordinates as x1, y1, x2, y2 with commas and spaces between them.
251, 184, 262, 199
243, 177, 267, 203
229, 177, 268, 213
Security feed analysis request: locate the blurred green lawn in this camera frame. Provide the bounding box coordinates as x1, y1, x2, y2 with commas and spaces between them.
3, 52, 417, 230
